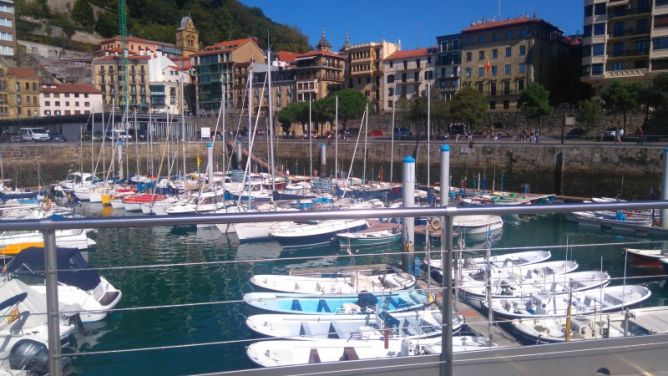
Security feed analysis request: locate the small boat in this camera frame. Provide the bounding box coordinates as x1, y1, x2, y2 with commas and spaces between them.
510, 305, 668, 344
459, 270, 611, 303
122, 194, 166, 212
244, 290, 432, 315
270, 219, 368, 246
336, 229, 402, 248
485, 285, 652, 320
0, 229, 96, 255
427, 250, 552, 270
5, 247, 122, 322
165, 190, 228, 215
624, 248, 668, 271
249, 267, 416, 294
454, 215, 503, 235
247, 336, 492, 367
246, 309, 462, 340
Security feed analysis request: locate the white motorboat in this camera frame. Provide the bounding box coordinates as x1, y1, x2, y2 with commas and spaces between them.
459, 270, 611, 302
454, 215, 503, 235
247, 336, 492, 367
427, 250, 552, 270
142, 196, 179, 215
165, 190, 228, 215
0, 229, 96, 255
336, 229, 402, 248
246, 309, 463, 340
250, 268, 416, 295
56, 172, 99, 194
270, 219, 368, 246
485, 285, 652, 320
5, 247, 122, 322
510, 305, 668, 344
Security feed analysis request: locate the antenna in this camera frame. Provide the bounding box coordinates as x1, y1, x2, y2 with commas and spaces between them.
498, 0, 501, 19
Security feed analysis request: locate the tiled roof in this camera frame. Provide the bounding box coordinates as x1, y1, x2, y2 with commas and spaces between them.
7, 67, 39, 79
41, 83, 101, 95
94, 55, 151, 62
462, 16, 547, 33
296, 50, 342, 59
276, 51, 299, 63
192, 38, 259, 57
385, 48, 435, 61
100, 35, 177, 48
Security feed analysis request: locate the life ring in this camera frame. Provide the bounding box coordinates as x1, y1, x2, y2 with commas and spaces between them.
429, 218, 441, 232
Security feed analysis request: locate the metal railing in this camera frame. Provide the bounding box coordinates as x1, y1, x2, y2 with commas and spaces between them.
4, 200, 668, 376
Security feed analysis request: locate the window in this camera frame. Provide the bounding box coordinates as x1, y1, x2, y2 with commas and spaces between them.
65, 101, 70, 106
414, 72, 419, 81
519, 45, 526, 56
584, 24, 592, 37
503, 100, 510, 109
387, 74, 395, 83
594, 23, 605, 36
416, 59, 421, 68
389, 61, 394, 68
55, 101, 60, 106
492, 49, 498, 59
491, 66, 497, 76
491, 32, 497, 42
584, 5, 593, 17
519, 28, 528, 38
44, 110, 51, 116
24, 83, 28, 90
638, 18, 649, 32
478, 34, 485, 43
611, 62, 624, 71
465, 68, 472, 77
44, 93, 50, 98
74, 93, 80, 98
505, 47, 512, 57
517, 79, 525, 91
658, 0, 668, 6
592, 63, 604, 75
45, 101, 50, 106
84, 102, 90, 107
504, 64, 511, 74
75, 102, 79, 107
654, 37, 668, 50
519, 64, 527, 73
478, 67, 485, 77
64, 93, 70, 98
506, 30, 513, 40
84, 94, 89, 98
479, 50, 485, 60
490, 101, 496, 110
466, 52, 472, 62
403, 61, 408, 70
614, 22, 624, 37
425, 71, 433, 80
613, 42, 624, 56
592, 43, 605, 56
388, 88, 394, 97
402, 73, 407, 82
366, 76, 370, 83
594, 3, 606, 15
476, 82, 483, 92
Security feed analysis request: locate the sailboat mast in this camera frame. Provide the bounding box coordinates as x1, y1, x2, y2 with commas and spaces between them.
309, 97, 312, 176
267, 45, 276, 193
248, 63, 253, 176
334, 95, 338, 179
134, 109, 139, 176
221, 71, 226, 193
390, 81, 396, 183
427, 81, 431, 189
180, 79, 186, 176
91, 113, 95, 175
363, 103, 368, 185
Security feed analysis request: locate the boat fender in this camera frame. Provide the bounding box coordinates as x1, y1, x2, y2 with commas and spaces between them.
429, 218, 441, 232
427, 293, 436, 304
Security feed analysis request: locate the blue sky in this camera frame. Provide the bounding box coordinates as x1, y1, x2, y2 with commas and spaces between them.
240, 0, 583, 50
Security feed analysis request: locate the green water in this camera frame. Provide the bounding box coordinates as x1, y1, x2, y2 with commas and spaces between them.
59, 203, 668, 375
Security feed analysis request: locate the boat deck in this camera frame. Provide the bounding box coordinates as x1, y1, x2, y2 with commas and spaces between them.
288, 264, 394, 276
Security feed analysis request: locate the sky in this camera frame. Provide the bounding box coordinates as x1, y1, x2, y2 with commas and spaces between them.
240, 0, 584, 50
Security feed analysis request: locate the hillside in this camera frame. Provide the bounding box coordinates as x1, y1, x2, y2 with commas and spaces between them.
16, 0, 312, 53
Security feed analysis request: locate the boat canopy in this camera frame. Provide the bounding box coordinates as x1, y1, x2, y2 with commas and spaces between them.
6, 247, 101, 291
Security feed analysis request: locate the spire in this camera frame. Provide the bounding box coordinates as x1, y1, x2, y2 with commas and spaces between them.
316, 28, 331, 52
344, 32, 350, 50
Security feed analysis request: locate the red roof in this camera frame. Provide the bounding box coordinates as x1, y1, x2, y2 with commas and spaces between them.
385, 48, 435, 61
296, 50, 342, 59
94, 55, 151, 62
7, 67, 39, 79
100, 35, 176, 49
563, 35, 582, 46
41, 83, 101, 95
276, 51, 299, 63
462, 16, 548, 33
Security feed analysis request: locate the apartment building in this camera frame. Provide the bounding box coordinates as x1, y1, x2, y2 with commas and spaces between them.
0, 67, 40, 119
435, 34, 462, 100
341, 37, 400, 110
581, 0, 668, 91
0, 0, 15, 57
148, 53, 191, 115
246, 63, 295, 117
191, 38, 265, 114
460, 16, 574, 111
93, 55, 151, 111
40, 83, 103, 116
294, 32, 344, 101
381, 48, 436, 112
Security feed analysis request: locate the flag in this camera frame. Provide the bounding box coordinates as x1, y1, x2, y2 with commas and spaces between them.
485, 60, 491, 74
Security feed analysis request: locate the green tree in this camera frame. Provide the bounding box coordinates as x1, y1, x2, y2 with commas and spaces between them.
576, 99, 604, 138
71, 0, 94, 31
519, 83, 553, 127
276, 102, 309, 135
331, 89, 366, 132
94, 11, 117, 37
600, 81, 640, 133
450, 87, 488, 129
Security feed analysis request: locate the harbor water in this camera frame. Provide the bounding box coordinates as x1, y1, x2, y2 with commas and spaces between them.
66, 203, 668, 375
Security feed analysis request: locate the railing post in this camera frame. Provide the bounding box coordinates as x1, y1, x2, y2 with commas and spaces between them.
42, 229, 62, 376
662, 147, 668, 228
441, 215, 453, 376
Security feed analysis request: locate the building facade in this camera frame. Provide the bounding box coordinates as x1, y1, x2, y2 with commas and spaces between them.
581, 0, 668, 92
460, 16, 569, 111
191, 38, 266, 114
0, 67, 40, 119
435, 33, 462, 100
148, 53, 191, 114
175, 16, 199, 57
341, 36, 400, 110
293, 33, 344, 102
40, 83, 103, 116
93, 55, 151, 111
97, 35, 182, 58
0, 1, 15, 57
381, 48, 436, 112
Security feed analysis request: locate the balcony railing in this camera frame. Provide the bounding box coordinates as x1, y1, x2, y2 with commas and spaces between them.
608, 6, 652, 18
609, 27, 650, 37
604, 67, 648, 78
610, 48, 649, 57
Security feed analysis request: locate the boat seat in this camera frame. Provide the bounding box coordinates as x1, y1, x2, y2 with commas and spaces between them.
308, 348, 321, 364
317, 299, 331, 313
603, 293, 623, 306
340, 347, 359, 361
291, 299, 303, 311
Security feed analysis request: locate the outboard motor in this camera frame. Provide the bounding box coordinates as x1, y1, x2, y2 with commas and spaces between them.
9, 339, 49, 375
356, 292, 378, 312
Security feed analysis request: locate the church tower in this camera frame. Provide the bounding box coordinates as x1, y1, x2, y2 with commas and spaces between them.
176, 16, 199, 57
316, 29, 331, 52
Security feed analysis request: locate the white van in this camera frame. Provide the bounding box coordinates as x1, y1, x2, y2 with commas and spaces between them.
20, 128, 50, 142
105, 129, 132, 141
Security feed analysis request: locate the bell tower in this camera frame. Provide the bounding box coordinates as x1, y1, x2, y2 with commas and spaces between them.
176, 16, 199, 57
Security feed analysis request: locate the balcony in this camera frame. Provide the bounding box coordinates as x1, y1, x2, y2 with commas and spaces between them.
608, 48, 649, 58
607, 6, 651, 19
608, 27, 650, 39
604, 67, 648, 78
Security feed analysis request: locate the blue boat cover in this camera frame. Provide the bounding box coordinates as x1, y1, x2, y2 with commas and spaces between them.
7, 247, 101, 291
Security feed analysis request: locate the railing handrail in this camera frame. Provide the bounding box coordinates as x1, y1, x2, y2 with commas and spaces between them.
4, 201, 668, 232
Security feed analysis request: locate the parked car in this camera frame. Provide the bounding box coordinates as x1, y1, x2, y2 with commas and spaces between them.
565, 127, 586, 139
106, 129, 133, 141
344, 128, 359, 138
393, 128, 413, 140
49, 132, 66, 142
19, 128, 50, 142
368, 130, 384, 137
0, 131, 21, 143
602, 128, 624, 141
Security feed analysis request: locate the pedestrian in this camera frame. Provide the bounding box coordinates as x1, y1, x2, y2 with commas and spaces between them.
615, 128, 622, 143
639, 127, 645, 145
